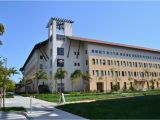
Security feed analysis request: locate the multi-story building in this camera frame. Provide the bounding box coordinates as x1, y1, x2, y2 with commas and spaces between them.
20, 17, 160, 92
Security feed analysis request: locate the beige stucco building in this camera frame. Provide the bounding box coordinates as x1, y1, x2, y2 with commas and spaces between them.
20, 17, 160, 93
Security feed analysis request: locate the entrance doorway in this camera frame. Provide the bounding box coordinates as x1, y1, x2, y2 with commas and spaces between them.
97, 82, 104, 92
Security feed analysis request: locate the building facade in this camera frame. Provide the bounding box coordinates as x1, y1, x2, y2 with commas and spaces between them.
20, 17, 160, 92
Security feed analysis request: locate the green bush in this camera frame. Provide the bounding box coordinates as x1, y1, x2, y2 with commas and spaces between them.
112, 84, 119, 92
129, 86, 136, 91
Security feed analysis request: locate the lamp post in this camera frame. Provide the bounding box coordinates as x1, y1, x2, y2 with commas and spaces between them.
58, 59, 65, 103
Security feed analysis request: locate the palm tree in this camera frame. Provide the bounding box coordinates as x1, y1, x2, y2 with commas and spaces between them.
54, 68, 67, 92
70, 69, 81, 91
33, 70, 48, 94
22, 76, 33, 94
82, 71, 91, 93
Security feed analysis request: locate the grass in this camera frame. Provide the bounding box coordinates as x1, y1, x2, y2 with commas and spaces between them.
20, 89, 160, 103
0, 107, 26, 112
57, 94, 160, 119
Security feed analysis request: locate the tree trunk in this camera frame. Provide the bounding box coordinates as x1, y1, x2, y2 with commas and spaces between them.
83, 80, 85, 93
2, 80, 5, 109
54, 79, 57, 93
36, 79, 39, 94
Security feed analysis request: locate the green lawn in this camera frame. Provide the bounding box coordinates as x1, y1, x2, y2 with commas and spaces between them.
0, 107, 26, 112
20, 90, 160, 103
57, 94, 160, 119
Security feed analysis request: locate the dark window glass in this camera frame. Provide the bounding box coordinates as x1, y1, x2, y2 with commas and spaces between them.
40, 56, 43, 59
86, 50, 87, 54
39, 64, 43, 69
57, 48, 64, 55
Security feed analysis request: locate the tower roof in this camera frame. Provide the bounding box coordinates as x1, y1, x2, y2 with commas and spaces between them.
46, 17, 74, 28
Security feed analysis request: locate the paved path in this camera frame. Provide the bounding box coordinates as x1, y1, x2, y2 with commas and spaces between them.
5, 95, 86, 119
0, 112, 26, 120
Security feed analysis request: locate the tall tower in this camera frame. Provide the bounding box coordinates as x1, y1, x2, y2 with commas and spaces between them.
46, 17, 74, 91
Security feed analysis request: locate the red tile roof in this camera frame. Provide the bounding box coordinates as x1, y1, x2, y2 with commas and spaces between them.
67, 36, 160, 53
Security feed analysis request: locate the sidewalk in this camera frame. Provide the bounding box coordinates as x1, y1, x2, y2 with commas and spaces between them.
5, 95, 86, 119
0, 111, 26, 120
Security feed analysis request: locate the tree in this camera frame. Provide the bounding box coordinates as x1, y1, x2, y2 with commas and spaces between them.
0, 23, 4, 35
33, 70, 48, 94
110, 67, 120, 91
0, 23, 4, 45
54, 68, 67, 92
0, 64, 18, 109
70, 69, 81, 91
81, 71, 91, 93
21, 76, 33, 94
6, 79, 16, 92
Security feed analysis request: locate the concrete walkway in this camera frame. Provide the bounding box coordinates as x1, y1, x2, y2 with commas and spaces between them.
0, 112, 26, 120
5, 95, 86, 119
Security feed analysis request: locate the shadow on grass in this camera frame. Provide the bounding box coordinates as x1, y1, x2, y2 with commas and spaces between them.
0, 107, 26, 112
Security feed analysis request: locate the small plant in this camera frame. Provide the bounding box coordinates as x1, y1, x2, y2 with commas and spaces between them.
112, 84, 119, 92
122, 86, 127, 92
150, 80, 155, 90
129, 86, 136, 91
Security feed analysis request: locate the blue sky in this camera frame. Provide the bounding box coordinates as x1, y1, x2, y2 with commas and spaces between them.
1, 1, 160, 83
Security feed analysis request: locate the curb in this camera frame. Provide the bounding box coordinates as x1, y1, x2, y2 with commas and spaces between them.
22, 112, 33, 120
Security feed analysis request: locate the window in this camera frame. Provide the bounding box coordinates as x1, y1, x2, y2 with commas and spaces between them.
122, 71, 125, 76
101, 70, 104, 76
40, 56, 43, 59
96, 59, 98, 64
96, 70, 99, 76
147, 82, 149, 89
57, 48, 64, 55
124, 82, 127, 89
92, 59, 95, 65
86, 60, 88, 66
57, 59, 64, 67
74, 62, 80, 66
85, 50, 88, 54
107, 60, 110, 65
56, 34, 65, 41
110, 82, 113, 90
103, 60, 106, 65
39, 64, 43, 69
93, 70, 95, 75
117, 82, 120, 89
92, 50, 94, 53
130, 82, 133, 88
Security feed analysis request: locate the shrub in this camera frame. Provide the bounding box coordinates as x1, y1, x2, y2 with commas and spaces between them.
122, 86, 127, 92
112, 84, 119, 92
38, 84, 49, 93
129, 86, 136, 91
